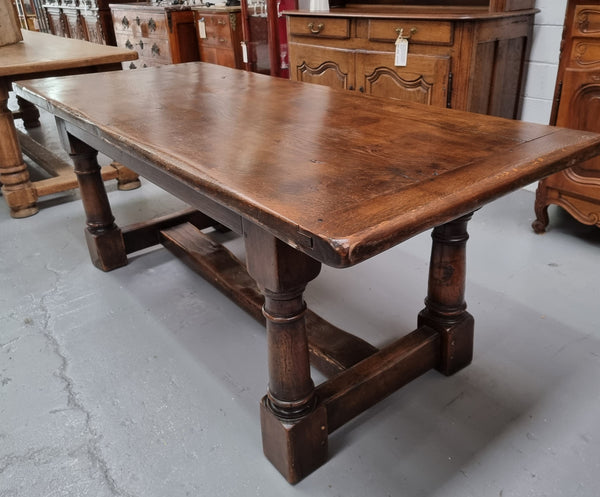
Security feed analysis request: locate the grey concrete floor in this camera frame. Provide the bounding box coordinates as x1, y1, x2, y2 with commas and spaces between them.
1, 101, 600, 497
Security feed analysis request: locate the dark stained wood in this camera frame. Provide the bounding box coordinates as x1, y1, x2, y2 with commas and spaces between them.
13, 62, 600, 484
533, 0, 600, 232
159, 221, 379, 376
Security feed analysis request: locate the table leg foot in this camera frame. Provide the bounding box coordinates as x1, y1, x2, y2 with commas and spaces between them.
111, 162, 142, 191
532, 180, 550, 234
260, 398, 328, 484
418, 213, 474, 376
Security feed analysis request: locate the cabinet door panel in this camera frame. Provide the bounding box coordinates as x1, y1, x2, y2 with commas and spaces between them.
557, 68, 600, 175
356, 53, 450, 107
289, 43, 354, 90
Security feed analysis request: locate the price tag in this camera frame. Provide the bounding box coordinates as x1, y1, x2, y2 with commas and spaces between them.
241, 41, 248, 64
198, 18, 207, 39
395, 35, 408, 67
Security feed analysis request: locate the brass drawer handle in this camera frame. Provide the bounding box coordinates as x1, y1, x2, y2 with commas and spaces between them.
217, 19, 227, 25
395, 27, 418, 39
308, 22, 324, 34
148, 18, 157, 31
151, 43, 160, 56
121, 16, 129, 29
135, 16, 141, 26
125, 39, 133, 49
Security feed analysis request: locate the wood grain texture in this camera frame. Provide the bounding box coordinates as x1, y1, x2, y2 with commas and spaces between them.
14, 63, 600, 266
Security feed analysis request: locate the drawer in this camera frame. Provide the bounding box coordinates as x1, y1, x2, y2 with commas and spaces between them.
112, 11, 168, 39
197, 14, 235, 48
288, 16, 350, 40
368, 20, 453, 45
571, 40, 600, 66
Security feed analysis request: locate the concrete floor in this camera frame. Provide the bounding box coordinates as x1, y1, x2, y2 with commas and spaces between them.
1, 102, 600, 497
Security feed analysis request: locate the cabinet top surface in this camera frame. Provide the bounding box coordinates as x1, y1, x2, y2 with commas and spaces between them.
0, 30, 138, 78
108, 2, 193, 11
284, 5, 538, 20
13, 63, 600, 267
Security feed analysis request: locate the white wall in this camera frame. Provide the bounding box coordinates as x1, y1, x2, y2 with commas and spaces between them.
520, 0, 568, 124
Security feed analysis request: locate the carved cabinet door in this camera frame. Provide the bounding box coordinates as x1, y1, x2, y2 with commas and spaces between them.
289, 44, 355, 91
355, 53, 450, 107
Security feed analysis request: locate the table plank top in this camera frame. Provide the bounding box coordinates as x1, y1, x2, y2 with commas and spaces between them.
14, 63, 600, 267
0, 30, 137, 78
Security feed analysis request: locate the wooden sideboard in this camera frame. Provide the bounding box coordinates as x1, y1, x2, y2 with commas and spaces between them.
42, 0, 131, 45
110, 2, 200, 69
285, 0, 537, 118
193, 6, 244, 70
533, 0, 600, 232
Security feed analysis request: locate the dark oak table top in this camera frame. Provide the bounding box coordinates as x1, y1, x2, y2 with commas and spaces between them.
13, 62, 600, 267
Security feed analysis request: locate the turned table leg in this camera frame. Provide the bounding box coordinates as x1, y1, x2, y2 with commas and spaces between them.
0, 81, 38, 218
418, 213, 474, 376
65, 132, 127, 271
243, 221, 328, 484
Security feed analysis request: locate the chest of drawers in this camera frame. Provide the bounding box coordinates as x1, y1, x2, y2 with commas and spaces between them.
110, 3, 199, 69
193, 7, 243, 70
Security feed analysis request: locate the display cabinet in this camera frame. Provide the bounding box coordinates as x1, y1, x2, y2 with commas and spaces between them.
110, 3, 200, 69
533, 0, 600, 232
285, 0, 537, 118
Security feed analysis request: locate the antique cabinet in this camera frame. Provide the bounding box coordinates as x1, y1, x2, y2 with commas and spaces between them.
286, 0, 537, 118
533, 0, 600, 232
42, 0, 130, 45
193, 7, 243, 70
110, 3, 200, 69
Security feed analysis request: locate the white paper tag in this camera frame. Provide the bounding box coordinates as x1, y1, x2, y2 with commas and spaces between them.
395, 37, 408, 67
198, 19, 207, 39
241, 41, 248, 64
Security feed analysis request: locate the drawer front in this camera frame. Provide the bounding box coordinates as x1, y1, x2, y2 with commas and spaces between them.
368, 20, 453, 45
112, 10, 168, 39
288, 16, 350, 40
197, 13, 234, 48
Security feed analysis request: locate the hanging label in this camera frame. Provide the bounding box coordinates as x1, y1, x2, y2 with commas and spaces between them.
241, 41, 248, 64
395, 36, 408, 67
198, 18, 207, 39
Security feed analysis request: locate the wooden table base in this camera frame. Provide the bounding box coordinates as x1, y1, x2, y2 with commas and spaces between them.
0, 84, 140, 218
68, 136, 475, 483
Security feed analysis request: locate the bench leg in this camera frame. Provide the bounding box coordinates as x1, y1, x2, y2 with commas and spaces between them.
243, 220, 328, 484
418, 213, 474, 376
66, 133, 127, 272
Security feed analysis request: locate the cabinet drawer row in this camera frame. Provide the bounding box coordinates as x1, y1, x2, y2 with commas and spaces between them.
288, 16, 453, 45
114, 33, 171, 64
112, 12, 170, 39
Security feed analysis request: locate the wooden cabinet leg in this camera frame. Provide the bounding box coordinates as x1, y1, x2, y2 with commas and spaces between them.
418, 213, 474, 376
0, 82, 38, 218
66, 133, 127, 272
532, 179, 550, 233
243, 220, 327, 483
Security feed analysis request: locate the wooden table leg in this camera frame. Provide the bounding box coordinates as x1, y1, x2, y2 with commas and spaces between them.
0, 81, 39, 218
418, 213, 474, 376
243, 220, 328, 484
65, 131, 127, 272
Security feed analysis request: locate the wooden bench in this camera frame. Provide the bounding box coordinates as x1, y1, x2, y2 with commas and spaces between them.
14, 63, 600, 483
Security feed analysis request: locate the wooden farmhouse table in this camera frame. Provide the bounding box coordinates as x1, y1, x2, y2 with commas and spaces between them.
14, 63, 600, 483
0, 30, 139, 219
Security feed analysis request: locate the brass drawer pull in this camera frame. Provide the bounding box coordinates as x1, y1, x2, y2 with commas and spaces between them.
217, 19, 227, 25
148, 18, 157, 31
125, 39, 133, 49
151, 43, 160, 56
135, 16, 141, 25
308, 22, 324, 34
121, 16, 129, 29
395, 27, 418, 39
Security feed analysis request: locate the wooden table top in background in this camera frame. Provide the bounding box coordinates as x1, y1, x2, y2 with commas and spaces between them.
14, 63, 600, 267
0, 30, 137, 78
